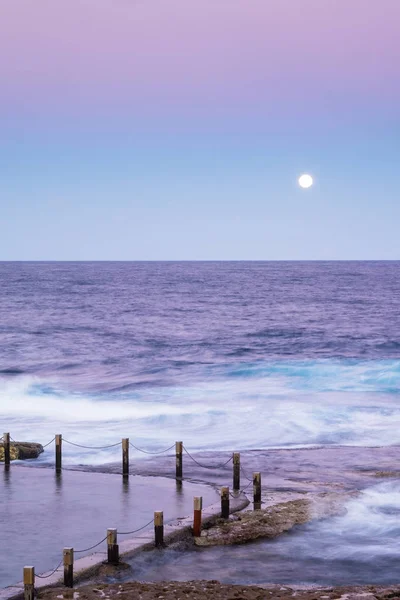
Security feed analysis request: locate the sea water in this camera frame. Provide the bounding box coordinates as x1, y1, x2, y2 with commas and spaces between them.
123, 479, 400, 586
0, 261, 399, 463
1, 261, 400, 586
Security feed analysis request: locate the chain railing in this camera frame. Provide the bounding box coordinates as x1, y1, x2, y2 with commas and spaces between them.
1, 433, 256, 487
63, 439, 122, 450
3, 430, 262, 594
35, 559, 63, 580
183, 446, 233, 470
129, 441, 175, 455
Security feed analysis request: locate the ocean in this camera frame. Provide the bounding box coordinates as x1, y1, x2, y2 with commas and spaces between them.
1, 261, 400, 587
0, 261, 399, 463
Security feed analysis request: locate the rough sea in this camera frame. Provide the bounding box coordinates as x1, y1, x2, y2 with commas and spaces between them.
1, 261, 400, 587
1, 261, 399, 462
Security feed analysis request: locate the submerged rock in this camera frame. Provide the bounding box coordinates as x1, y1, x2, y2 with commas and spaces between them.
0, 441, 44, 461
195, 499, 311, 546
195, 492, 355, 546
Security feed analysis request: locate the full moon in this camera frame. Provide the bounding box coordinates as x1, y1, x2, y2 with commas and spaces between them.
298, 174, 313, 189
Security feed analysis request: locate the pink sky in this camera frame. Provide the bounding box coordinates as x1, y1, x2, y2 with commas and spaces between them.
1, 0, 399, 127
1, 0, 399, 260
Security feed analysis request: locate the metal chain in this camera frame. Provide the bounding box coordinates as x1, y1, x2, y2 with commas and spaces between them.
4, 586, 24, 590
183, 447, 233, 470
229, 479, 253, 498
75, 535, 108, 554
42, 437, 56, 448
129, 442, 175, 455
74, 516, 154, 554
3, 435, 55, 449
63, 439, 121, 450
35, 559, 63, 579
65, 517, 154, 557
240, 465, 253, 482
3, 434, 255, 484
118, 518, 154, 535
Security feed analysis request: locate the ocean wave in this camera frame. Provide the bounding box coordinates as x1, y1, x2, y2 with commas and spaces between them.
1, 358, 400, 465
223, 359, 400, 393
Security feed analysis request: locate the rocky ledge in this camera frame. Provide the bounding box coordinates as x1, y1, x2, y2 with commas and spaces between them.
38, 580, 400, 600
195, 491, 356, 546
0, 441, 44, 461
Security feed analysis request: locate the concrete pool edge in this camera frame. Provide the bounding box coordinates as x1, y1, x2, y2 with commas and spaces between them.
0, 492, 249, 600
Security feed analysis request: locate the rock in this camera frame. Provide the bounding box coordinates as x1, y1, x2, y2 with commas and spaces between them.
333, 595, 378, 600
195, 499, 312, 546
37, 581, 400, 600
94, 562, 132, 578
195, 493, 355, 547
0, 441, 44, 461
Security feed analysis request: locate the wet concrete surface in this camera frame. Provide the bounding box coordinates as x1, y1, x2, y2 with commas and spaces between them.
72, 444, 400, 493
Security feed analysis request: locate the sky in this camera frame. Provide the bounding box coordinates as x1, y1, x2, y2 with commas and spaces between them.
0, 0, 399, 260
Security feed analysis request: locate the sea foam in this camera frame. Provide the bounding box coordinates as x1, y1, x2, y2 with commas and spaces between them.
1, 358, 399, 465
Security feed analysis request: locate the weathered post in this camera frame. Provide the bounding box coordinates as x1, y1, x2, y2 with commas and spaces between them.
253, 472, 261, 510
221, 486, 230, 518
154, 511, 164, 547
107, 529, 119, 565
122, 438, 129, 478
55, 434, 62, 474
23, 566, 35, 600
193, 496, 202, 537
3, 433, 10, 469
63, 548, 74, 588
175, 441, 183, 480
233, 452, 240, 491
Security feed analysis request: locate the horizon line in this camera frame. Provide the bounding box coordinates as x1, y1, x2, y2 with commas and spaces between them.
1, 259, 400, 264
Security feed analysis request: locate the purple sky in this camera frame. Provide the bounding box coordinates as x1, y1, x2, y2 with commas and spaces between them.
1, 0, 399, 259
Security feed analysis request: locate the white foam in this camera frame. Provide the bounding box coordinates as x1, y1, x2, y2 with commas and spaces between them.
1, 360, 400, 465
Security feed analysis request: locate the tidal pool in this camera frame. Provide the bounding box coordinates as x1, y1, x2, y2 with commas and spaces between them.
0, 465, 217, 588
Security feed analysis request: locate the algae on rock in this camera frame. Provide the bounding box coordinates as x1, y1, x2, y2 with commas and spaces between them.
0, 441, 44, 461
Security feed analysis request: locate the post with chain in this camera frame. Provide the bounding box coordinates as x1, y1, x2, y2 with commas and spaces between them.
122, 438, 129, 478
193, 496, 202, 537
253, 472, 261, 510
23, 566, 35, 600
154, 511, 164, 547
3, 432, 11, 469
55, 434, 62, 474
175, 441, 183, 480
233, 452, 240, 491
107, 529, 119, 565
221, 486, 230, 519
63, 548, 74, 588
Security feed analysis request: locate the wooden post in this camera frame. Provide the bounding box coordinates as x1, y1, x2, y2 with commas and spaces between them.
175, 441, 183, 479
233, 452, 240, 491
3, 433, 10, 469
253, 472, 261, 510
63, 548, 74, 588
55, 434, 62, 474
107, 528, 119, 565
122, 438, 129, 478
221, 486, 230, 518
193, 496, 202, 537
23, 566, 35, 600
154, 511, 164, 547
